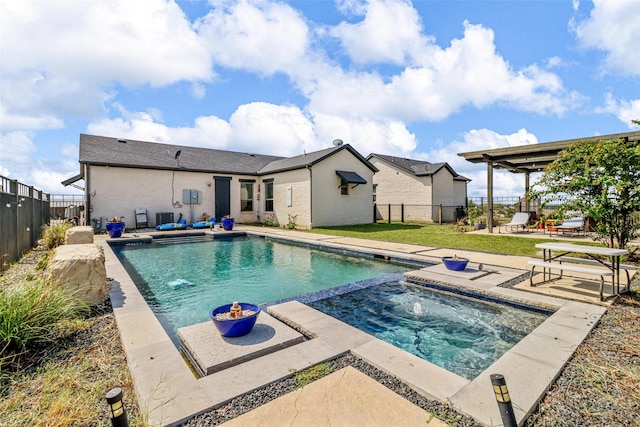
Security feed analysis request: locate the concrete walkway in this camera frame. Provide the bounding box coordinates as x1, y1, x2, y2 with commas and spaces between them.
99, 226, 628, 426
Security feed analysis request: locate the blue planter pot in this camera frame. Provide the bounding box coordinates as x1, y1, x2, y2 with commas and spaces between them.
210, 303, 260, 337
442, 257, 469, 271
221, 217, 234, 230
105, 222, 125, 238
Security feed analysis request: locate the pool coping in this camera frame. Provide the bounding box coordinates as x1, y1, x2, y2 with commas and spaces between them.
100, 227, 606, 426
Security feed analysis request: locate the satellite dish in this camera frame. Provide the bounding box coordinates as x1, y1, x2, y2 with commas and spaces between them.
174, 150, 181, 160
332, 139, 343, 146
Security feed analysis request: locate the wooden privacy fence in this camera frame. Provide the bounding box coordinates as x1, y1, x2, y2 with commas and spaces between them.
0, 176, 50, 272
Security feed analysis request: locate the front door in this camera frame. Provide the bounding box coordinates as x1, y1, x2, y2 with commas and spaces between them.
214, 177, 231, 221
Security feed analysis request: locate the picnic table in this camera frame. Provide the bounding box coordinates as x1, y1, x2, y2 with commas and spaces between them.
531, 242, 630, 300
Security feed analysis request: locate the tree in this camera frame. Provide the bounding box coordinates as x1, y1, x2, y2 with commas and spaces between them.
531, 135, 640, 249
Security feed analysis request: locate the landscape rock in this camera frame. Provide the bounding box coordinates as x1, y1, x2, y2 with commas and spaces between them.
65, 226, 94, 245
46, 243, 108, 306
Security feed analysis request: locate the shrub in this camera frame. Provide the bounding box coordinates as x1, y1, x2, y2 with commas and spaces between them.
0, 280, 89, 366
41, 223, 73, 249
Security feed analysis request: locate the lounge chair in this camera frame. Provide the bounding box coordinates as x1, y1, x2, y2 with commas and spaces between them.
550, 217, 585, 236
155, 218, 187, 231
499, 212, 530, 233
190, 218, 216, 229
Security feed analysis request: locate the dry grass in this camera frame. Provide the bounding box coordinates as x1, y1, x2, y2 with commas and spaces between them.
526, 291, 640, 426
0, 252, 142, 427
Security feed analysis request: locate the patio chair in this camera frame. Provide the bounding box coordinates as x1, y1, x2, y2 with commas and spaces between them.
499, 212, 530, 233
134, 207, 148, 228
550, 217, 585, 236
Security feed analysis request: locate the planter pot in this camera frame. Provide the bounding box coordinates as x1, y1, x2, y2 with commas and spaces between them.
474, 222, 486, 230
442, 256, 469, 271
210, 303, 260, 337
221, 217, 234, 231
105, 222, 125, 238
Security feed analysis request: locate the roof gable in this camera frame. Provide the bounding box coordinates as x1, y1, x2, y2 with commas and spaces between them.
367, 153, 466, 179
258, 144, 377, 174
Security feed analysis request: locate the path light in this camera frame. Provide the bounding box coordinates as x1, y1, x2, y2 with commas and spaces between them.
106, 387, 129, 427
490, 374, 517, 427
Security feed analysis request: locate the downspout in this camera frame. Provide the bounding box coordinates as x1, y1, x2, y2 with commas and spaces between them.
85, 163, 91, 225
307, 165, 313, 229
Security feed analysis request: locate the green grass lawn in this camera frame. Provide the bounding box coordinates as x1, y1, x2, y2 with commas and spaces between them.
309, 222, 597, 258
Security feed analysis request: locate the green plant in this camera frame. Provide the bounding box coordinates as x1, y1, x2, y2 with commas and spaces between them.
531, 136, 640, 249
293, 362, 332, 388
286, 214, 298, 230
263, 213, 276, 227
41, 223, 73, 249
0, 280, 89, 364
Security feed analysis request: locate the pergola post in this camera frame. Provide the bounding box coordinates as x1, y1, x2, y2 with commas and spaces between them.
524, 172, 530, 212
487, 162, 494, 233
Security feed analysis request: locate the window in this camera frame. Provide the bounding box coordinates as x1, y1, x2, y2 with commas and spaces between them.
340, 179, 349, 195
265, 181, 274, 212
241, 182, 253, 211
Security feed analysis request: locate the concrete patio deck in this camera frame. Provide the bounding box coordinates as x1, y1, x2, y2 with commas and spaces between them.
99, 225, 632, 426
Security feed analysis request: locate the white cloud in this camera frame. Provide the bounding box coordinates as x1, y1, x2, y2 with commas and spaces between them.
197, 0, 310, 75
0, 0, 212, 131
331, 0, 433, 65
0, 132, 37, 166
597, 93, 640, 128
86, 106, 232, 150
312, 113, 417, 156
415, 128, 540, 197
573, 0, 640, 76
307, 19, 580, 122
84, 102, 418, 159
0, 131, 81, 193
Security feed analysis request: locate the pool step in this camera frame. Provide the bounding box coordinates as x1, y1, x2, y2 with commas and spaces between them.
154, 235, 211, 245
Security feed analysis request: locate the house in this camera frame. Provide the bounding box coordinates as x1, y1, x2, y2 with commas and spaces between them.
62, 134, 377, 230
367, 154, 470, 223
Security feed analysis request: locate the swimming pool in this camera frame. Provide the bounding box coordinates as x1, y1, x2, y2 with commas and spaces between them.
111, 235, 412, 343
310, 281, 550, 379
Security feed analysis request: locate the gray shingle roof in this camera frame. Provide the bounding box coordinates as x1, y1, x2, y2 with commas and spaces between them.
368, 153, 469, 181
78, 134, 377, 176
79, 134, 285, 175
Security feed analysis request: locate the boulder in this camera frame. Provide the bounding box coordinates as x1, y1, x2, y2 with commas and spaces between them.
65, 226, 94, 245
46, 244, 108, 306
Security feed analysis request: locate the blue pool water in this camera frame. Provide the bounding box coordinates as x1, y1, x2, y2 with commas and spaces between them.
310, 281, 549, 379
111, 236, 410, 343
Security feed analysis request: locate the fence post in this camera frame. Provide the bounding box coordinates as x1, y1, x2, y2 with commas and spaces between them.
401, 203, 404, 223
373, 203, 377, 223
388, 204, 391, 224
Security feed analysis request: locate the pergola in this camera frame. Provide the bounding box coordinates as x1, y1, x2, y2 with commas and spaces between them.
458, 130, 640, 233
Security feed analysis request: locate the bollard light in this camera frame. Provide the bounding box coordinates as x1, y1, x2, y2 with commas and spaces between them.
106, 387, 129, 427
490, 374, 517, 427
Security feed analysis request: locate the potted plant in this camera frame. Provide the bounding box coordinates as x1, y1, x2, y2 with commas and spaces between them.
105, 217, 125, 238
210, 302, 260, 337
441, 254, 469, 271
221, 214, 234, 231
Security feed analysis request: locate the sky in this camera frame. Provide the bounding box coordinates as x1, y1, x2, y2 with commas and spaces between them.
1, 0, 639, 197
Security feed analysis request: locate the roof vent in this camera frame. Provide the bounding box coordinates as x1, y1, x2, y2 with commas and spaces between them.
117, 138, 127, 143
332, 139, 343, 146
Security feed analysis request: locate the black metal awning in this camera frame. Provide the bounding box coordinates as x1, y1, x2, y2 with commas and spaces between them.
61, 173, 85, 191
336, 170, 367, 186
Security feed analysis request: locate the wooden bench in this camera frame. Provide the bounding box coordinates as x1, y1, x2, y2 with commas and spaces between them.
556, 256, 637, 286
528, 260, 614, 300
